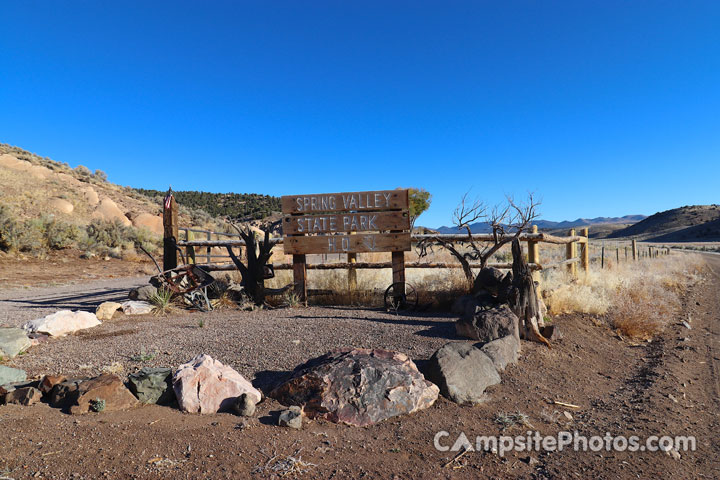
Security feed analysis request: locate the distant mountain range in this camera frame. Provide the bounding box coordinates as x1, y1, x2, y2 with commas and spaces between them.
433, 215, 647, 234
607, 205, 720, 242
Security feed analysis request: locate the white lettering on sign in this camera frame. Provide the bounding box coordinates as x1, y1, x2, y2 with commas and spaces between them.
293, 192, 392, 212
296, 214, 378, 233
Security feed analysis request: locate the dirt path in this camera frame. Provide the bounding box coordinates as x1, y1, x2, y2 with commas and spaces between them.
0, 256, 719, 479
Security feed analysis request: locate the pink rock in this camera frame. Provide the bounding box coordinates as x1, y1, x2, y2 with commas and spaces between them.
172, 354, 261, 414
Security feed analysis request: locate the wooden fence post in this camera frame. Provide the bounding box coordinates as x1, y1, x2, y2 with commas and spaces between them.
632, 239, 637, 261
601, 244, 605, 269
616, 246, 620, 264
293, 254, 307, 304
348, 252, 357, 301
581, 227, 590, 272
162, 191, 178, 271
206, 231, 212, 264
566, 228, 577, 277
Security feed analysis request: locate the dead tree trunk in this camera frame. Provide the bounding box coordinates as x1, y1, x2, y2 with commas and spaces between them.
508, 239, 550, 347
225, 227, 274, 306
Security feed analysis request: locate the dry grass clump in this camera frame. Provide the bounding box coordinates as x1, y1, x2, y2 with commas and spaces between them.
541, 253, 703, 339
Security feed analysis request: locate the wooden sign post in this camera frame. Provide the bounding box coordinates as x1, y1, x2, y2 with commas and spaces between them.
282, 189, 411, 302
162, 190, 178, 271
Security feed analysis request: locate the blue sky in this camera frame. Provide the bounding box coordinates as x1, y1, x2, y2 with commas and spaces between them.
1, 1, 718, 227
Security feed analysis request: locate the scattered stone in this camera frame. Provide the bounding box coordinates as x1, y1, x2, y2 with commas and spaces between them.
480, 334, 520, 372
233, 393, 257, 417
173, 354, 262, 414
521, 455, 539, 466
563, 411, 574, 421
668, 393, 679, 403
128, 286, 158, 302
39, 375, 68, 395
271, 348, 439, 426
22, 310, 101, 337
69, 373, 139, 414
456, 304, 517, 342
96, 302, 122, 321
278, 406, 303, 429
0, 327, 32, 358
127, 367, 173, 404
121, 301, 154, 315
681, 321, 692, 330
0, 365, 27, 385
5, 387, 42, 406
425, 342, 501, 404
50, 379, 83, 408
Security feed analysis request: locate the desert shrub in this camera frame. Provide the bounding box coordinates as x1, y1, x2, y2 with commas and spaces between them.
541, 252, 703, 339
73, 165, 92, 179
43, 218, 81, 249
93, 169, 108, 182
82, 218, 160, 254
0, 205, 20, 251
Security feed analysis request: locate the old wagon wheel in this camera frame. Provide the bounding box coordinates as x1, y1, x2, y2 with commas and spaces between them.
384, 282, 418, 312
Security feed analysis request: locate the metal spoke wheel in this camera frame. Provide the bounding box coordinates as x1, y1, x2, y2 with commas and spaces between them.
384, 282, 418, 312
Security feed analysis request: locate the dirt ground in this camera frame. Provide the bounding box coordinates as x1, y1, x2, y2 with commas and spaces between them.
1, 255, 719, 479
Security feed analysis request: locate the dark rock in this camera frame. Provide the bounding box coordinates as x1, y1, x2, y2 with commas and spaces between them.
480, 335, 520, 372
233, 393, 257, 417
278, 406, 302, 429
39, 375, 68, 395
127, 367, 173, 404
425, 342, 500, 404
69, 374, 139, 414
50, 379, 83, 408
128, 285, 157, 301
270, 348, 439, 427
473, 267, 506, 296
5, 386, 42, 406
539, 325, 563, 341
456, 304, 518, 342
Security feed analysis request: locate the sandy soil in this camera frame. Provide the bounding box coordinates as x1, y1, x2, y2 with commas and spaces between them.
0, 256, 719, 479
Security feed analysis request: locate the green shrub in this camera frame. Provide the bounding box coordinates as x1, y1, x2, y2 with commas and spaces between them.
0, 205, 19, 251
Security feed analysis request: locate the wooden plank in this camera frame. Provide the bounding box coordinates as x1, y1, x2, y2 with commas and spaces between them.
162, 193, 178, 271
293, 254, 307, 303
283, 210, 409, 235
282, 189, 408, 214
283, 233, 411, 255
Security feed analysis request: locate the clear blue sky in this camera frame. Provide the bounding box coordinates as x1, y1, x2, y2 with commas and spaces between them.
1, 1, 718, 227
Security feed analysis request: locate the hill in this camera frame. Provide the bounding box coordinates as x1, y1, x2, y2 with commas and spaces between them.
608, 205, 720, 241
134, 189, 280, 221
434, 215, 646, 235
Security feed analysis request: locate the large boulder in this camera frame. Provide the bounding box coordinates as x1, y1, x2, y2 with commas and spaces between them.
5, 387, 42, 406
50, 379, 83, 408
0, 327, 32, 358
480, 335, 520, 372
0, 365, 27, 385
473, 267, 506, 296
22, 310, 101, 337
425, 342, 501, 404
69, 374, 139, 414
96, 302, 122, 321
92, 198, 131, 226
128, 285, 157, 302
173, 355, 261, 414
121, 301, 154, 315
131, 213, 163, 236
127, 367, 174, 405
270, 348, 439, 427
456, 304, 517, 342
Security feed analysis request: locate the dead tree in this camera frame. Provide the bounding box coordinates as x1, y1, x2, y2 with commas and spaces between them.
507, 238, 550, 347
417, 193, 540, 290
225, 224, 274, 306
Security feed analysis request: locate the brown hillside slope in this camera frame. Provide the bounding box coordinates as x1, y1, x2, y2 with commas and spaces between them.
608, 205, 720, 241
0, 144, 195, 235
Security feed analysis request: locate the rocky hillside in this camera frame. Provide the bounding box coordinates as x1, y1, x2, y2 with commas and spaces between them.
0, 144, 281, 237
608, 205, 720, 241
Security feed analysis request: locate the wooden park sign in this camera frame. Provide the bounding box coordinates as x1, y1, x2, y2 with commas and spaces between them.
282, 189, 411, 301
